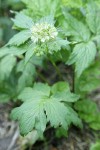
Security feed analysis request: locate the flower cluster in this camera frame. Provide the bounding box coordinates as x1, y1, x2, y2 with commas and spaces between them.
30, 22, 58, 43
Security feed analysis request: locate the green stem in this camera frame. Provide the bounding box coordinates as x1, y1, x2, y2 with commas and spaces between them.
29, 60, 49, 84
72, 68, 75, 93
49, 57, 63, 80
37, 71, 49, 84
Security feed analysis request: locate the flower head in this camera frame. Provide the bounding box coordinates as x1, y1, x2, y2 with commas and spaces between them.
30, 22, 58, 43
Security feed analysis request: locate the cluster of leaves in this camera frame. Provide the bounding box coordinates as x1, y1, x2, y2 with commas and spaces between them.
0, 0, 100, 141
75, 99, 100, 130
62, 2, 100, 77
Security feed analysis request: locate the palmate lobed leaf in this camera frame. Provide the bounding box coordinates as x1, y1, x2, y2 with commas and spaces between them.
11, 93, 68, 135
11, 82, 82, 135
67, 41, 97, 77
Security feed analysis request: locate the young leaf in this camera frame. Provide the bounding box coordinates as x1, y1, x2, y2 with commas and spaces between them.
7, 30, 31, 46
67, 41, 97, 77
12, 12, 34, 29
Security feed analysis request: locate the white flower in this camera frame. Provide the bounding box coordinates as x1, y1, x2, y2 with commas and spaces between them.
30, 22, 58, 43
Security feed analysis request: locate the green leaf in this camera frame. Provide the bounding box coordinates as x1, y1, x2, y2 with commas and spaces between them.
11, 100, 47, 135
18, 83, 50, 101
22, 0, 61, 18
51, 81, 70, 94
33, 83, 51, 96
0, 93, 10, 103
53, 91, 80, 102
89, 114, 100, 130
74, 99, 98, 114
56, 127, 68, 138
11, 82, 82, 135
62, 0, 82, 8
47, 38, 70, 53
11, 88, 67, 135
12, 12, 34, 29
62, 11, 90, 42
65, 104, 82, 128
90, 140, 100, 150
74, 99, 100, 130
44, 97, 69, 128
93, 35, 100, 50
78, 61, 100, 93
86, 2, 100, 35
25, 44, 35, 64
17, 60, 36, 92
7, 30, 31, 46
0, 55, 16, 81
0, 46, 27, 58
21, 0, 28, 4
67, 41, 97, 77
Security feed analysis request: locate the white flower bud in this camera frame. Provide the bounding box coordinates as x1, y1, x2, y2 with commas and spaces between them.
31, 22, 58, 44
